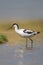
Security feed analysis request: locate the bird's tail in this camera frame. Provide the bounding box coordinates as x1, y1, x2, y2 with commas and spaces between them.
33, 32, 40, 35
37, 32, 40, 34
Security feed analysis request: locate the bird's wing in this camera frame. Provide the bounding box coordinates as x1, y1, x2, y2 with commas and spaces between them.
23, 29, 34, 34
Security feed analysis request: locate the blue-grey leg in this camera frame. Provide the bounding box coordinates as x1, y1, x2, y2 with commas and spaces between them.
29, 38, 33, 48
26, 38, 28, 48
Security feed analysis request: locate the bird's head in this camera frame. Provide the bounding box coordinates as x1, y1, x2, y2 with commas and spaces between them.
12, 23, 19, 29
8, 23, 19, 30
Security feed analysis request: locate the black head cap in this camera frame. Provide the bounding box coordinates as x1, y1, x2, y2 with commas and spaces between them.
12, 23, 19, 29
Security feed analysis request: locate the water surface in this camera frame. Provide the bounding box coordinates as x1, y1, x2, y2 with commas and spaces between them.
0, 42, 43, 65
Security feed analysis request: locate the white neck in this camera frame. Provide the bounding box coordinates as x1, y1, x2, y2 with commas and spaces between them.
13, 25, 19, 32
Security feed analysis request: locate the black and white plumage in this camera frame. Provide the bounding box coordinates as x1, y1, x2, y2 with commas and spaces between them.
9, 23, 40, 48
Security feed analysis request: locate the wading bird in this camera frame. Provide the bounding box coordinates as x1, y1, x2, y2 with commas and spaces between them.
8, 23, 40, 48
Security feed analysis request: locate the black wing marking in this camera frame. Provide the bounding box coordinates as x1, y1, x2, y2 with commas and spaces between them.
23, 29, 34, 34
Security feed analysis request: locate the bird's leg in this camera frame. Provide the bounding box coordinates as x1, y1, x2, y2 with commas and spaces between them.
26, 38, 28, 48
29, 38, 33, 48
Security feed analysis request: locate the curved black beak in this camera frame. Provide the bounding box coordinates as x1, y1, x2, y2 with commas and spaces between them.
7, 26, 13, 30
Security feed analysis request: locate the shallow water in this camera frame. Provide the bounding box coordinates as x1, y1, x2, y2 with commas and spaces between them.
0, 42, 43, 65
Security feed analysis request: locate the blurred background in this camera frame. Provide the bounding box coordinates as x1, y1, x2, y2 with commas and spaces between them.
0, 1, 43, 65
0, 0, 43, 20
0, 0, 43, 44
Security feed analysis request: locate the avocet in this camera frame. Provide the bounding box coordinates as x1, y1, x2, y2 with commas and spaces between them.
9, 23, 40, 48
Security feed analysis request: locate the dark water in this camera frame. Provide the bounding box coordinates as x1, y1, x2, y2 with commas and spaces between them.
0, 43, 43, 65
